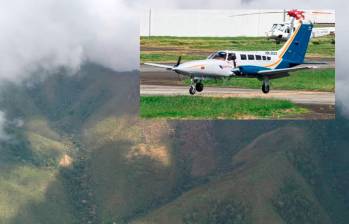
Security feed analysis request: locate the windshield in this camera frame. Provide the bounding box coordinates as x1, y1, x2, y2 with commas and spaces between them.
278, 24, 285, 31
208, 51, 227, 60
270, 24, 277, 31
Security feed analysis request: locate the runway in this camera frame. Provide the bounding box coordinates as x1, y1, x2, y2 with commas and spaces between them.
140, 84, 335, 105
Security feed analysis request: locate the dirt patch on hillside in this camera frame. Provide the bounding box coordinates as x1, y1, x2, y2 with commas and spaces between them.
59, 154, 73, 167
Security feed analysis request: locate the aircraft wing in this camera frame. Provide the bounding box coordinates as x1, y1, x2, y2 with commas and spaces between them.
144, 63, 174, 70
258, 66, 317, 79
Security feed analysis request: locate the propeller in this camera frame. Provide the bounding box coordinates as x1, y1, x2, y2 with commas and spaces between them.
175, 56, 182, 67
173, 56, 182, 79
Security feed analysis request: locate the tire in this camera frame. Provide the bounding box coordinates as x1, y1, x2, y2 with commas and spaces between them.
262, 84, 270, 94
189, 86, 196, 95
195, 82, 204, 92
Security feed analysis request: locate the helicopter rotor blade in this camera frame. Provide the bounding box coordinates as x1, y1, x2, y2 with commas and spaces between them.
230, 11, 283, 17
230, 10, 334, 18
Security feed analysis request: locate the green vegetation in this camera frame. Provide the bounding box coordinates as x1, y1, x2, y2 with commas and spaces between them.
141, 53, 204, 63
140, 35, 335, 63
272, 179, 324, 224
140, 96, 308, 119
183, 68, 335, 92
183, 199, 249, 224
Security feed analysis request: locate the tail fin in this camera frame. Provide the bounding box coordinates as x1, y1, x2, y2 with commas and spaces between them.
278, 21, 313, 66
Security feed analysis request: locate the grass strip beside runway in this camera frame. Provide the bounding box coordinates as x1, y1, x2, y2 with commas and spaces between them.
140, 96, 308, 119
141, 36, 335, 63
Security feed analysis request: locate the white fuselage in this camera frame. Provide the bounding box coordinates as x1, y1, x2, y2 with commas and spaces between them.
174, 50, 279, 79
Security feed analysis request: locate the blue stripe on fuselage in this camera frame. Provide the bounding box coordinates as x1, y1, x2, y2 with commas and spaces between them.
275, 59, 301, 69
238, 65, 271, 75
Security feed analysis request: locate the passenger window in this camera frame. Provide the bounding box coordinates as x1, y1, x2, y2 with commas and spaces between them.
256, 55, 262, 60
262, 56, 266, 60
240, 54, 247, 60
248, 55, 254, 60
267, 56, 271, 60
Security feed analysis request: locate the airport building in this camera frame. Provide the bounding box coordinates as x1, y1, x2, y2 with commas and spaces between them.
140, 9, 335, 37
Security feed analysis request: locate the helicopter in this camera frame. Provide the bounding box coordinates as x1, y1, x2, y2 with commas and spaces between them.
231, 9, 335, 43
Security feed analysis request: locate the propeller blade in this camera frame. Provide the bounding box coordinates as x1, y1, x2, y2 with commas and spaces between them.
175, 56, 182, 67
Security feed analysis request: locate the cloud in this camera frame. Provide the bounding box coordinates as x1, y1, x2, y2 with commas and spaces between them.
0, 0, 139, 83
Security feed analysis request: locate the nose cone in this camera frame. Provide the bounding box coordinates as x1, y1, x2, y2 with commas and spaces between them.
173, 60, 207, 75
173, 64, 190, 75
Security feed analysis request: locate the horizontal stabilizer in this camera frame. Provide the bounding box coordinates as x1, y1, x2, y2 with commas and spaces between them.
302, 61, 328, 65
258, 66, 316, 78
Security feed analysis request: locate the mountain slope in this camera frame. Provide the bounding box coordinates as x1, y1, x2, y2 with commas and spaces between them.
0, 63, 348, 224
131, 126, 332, 224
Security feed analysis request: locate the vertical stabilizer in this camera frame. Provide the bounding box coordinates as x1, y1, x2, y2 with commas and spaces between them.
277, 21, 313, 67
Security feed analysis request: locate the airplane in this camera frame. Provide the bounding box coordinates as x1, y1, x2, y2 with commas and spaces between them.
145, 20, 318, 95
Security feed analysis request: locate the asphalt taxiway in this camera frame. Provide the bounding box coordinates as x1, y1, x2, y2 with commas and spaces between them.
140, 84, 334, 105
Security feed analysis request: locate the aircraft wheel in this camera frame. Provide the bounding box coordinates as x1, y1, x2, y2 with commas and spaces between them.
189, 86, 196, 95
195, 82, 204, 92
262, 83, 270, 94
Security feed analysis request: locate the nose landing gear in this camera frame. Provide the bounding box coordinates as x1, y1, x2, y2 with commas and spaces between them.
189, 79, 204, 95
189, 86, 196, 95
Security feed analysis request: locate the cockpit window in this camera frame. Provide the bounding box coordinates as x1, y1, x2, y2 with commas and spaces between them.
209, 52, 227, 60
227, 53, 236, 61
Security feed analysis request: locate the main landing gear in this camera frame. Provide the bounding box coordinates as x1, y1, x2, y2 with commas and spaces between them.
262, 79, 270, 94
189, 79, 204, 95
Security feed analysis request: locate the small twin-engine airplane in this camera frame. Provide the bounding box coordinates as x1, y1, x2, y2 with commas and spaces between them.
145, 20, 318, 95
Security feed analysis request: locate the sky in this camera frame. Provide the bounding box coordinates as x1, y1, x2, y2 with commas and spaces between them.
0, 0, 348, 138
0, 0, 139, 82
